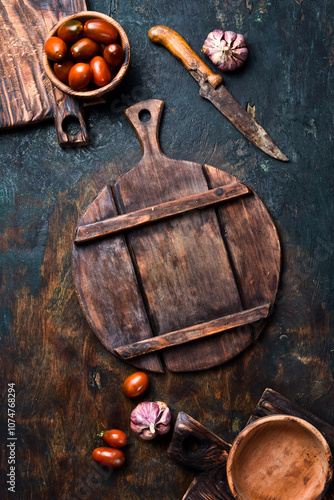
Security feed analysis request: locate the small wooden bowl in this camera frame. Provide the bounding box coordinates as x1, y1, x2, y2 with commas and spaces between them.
43, 11, 130, 99
226, 415, 333, 500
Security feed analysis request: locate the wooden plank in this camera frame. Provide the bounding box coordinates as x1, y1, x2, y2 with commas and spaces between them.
0, 0, 87, 128
71, 184, 163, 373
115, 303, 270, 359
204, 165, 281, 340
0, 1, 90, 147
75, 182, 250, 243
112, 99, 247, 372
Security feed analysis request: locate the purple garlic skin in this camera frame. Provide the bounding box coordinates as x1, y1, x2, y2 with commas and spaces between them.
130, 401, 171, 440
202, 30, 248, 71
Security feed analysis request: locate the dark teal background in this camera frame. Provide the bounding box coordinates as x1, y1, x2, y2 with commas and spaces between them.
1, 1, 334, 498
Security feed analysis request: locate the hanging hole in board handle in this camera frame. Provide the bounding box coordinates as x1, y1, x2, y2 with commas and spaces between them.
182, 435, 202, 453
138, 109, 151, 122
53, 87, 89, 148
62, 115, 82, 136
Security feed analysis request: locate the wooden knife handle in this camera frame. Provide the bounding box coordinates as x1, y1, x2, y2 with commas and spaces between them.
149, 26, 223, 88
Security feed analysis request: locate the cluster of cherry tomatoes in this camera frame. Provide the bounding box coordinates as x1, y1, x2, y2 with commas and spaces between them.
45, 18, 125, 90
92, 372, 149, 469
92, 429, 127, 468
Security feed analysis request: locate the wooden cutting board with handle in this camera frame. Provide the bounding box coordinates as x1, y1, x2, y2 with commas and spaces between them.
0, 0, 89, 147
71, 99, 281, 373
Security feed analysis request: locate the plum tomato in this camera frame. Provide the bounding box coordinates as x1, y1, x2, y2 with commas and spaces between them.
70, 38, 99, 60
122, 372, 149, 398
100, 429, 127, 448
68, 62, 92, 90
92, 447, 125, 468
57, 20, 84, 44
53, 59, 74, 84
45, 36, 67, 62
84, 19, 118, 44
103, 43, 124, 67
90, 56, 112, 87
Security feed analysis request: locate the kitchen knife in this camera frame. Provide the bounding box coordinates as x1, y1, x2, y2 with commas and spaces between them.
149, 26, 288, 161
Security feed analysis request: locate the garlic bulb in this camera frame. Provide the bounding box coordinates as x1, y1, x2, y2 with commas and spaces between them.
130, 401, 171, 440
202, 30, 248, 72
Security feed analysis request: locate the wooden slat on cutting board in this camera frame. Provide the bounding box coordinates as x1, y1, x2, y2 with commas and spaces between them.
72, 184, 164, 373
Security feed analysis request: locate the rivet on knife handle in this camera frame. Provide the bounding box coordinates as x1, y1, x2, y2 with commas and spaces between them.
148, 26, 223, 88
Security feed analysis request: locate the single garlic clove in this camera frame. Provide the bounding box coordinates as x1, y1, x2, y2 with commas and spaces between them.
156, 423, 170, 435
223, 31, 237, 45
202, 29, 248, 72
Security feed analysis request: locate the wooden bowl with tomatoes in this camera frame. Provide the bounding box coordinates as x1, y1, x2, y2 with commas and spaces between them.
43, 11, 130, 99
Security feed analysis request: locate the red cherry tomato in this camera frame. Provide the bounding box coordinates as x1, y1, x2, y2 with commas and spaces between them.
100, 429, 127, 448
122, 372, 149, 398
68, 63, 92, 90
70, 38, 99, 60
92, 447, 125, 468
90, 56, 112, 87
103, 43, 124, 67
45, 36, 67, 62
57, 20, 84, 44
84, 19, 118, 44
53, 59, 74, 84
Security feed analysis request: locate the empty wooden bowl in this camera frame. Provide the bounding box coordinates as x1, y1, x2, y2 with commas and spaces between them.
226, 415, 333, 500
43, 11, 130, 99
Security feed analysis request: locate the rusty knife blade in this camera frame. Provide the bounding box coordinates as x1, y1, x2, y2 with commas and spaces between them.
148, 26, 289, 161
199, 83, 289, 161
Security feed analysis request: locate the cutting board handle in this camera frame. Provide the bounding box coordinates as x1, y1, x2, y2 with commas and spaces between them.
53, 88, 89, 148
167, 412, 231, 471
124, 99, 164, 159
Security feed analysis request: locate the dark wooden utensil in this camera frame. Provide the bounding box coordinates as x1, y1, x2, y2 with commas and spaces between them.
0, 0, 89, 147
168, 389, 334, 500
72, 98, 281, 373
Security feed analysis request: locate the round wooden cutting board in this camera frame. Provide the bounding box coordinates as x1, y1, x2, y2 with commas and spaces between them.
71, 99, 281, 373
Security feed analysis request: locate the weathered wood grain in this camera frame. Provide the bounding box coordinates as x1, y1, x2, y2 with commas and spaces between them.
71, 184, 163, 373
72, 98, 280, 371
0, 0, 88, 145
75, 182, 250, 243
182, 469, 234, 500
52, 87, 89, 147
226, 415, 332, 500
1, 0, 333, 498
115, 303, 270, 359
167, 412, 231, 470
169, 390, 334, 500
204, 165, 281, 339
250, 389, 334, 450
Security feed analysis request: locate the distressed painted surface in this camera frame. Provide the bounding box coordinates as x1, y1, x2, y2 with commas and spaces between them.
0, 0, 334, 498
